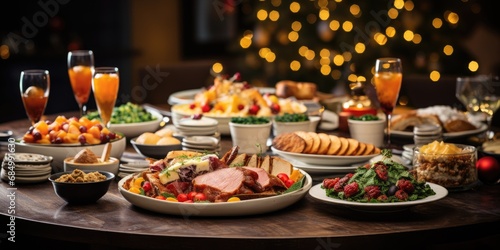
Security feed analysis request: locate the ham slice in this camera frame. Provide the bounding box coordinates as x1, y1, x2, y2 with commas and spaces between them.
192, 167, 287, 202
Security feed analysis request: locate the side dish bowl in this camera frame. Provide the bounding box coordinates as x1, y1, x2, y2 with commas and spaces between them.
49, 170, 115, 204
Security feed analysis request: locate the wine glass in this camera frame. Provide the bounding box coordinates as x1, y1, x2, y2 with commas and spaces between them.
372, 58, 402, 148
92, 67, 119, 128
68, 50, 94, 116
19, 70, 50, 125
475, 75, 500, 140
455, 75, 488, 114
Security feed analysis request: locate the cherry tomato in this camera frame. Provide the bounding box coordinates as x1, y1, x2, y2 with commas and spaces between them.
187, 191, 198, 201
285, 179, 295, 188
277, 173, 289, 183
155, 195, 166, 200
177, 193, 188, 202
194, 193, 207, 202
142, 181, 152, 192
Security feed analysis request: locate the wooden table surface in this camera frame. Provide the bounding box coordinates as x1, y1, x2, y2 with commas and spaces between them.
1, 112, 500, 249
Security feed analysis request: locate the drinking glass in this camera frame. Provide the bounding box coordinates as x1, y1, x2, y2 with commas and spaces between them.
19, 70, 50, 125
372, 58, 402, 148
68, 50, 94, 116
455, 75, 488, 114
475, 75, 500, 140
92, 67, 119, 128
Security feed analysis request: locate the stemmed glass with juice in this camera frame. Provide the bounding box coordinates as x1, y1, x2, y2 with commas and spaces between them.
68, 50, 94, 116
373, 58, 403, 148
92, 67, 119, 128
19, 70, 50, 125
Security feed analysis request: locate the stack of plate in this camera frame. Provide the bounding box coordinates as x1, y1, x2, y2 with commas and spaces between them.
182, 136, 221, 154
118, 161, 150, 179
402, 144, 415, 165
1, 153, 53, 184
174, 116, 221, 154
175, 116, 219, 137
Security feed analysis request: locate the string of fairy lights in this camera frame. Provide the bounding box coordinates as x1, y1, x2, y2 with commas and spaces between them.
211, 0, 482, 93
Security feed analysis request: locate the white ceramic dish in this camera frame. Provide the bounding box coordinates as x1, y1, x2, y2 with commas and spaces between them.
271, 147, 378, 166
15, 137, 126, 173
390, 115, 487, 139
109, 109, 164, 139
118, 169, 312, 216
308, 182, 448, 212
283, 156, 358, 174
168, 87, 276, 105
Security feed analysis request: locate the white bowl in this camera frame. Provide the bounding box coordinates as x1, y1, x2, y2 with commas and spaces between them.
171, 108, 231, 135
63, 157, 120, 175
109, 109, 164, 139
15, 137, 126, 173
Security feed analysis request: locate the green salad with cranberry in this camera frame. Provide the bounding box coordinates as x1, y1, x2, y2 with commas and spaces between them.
321, 149, 436, 203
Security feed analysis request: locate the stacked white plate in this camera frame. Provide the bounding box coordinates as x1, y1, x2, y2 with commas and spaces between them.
174, 116, 219, 137
118, 161, 150, 179
1, 153, 53, 184
182, 135, 221, 154
402, 144, 415, 165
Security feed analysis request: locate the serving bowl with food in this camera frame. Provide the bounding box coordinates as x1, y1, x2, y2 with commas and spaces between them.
64, 146, 120, 175
16, 115, 126, 172
170, 73, 308, 135
49, 169, 115, 204
85, 102, 164, 139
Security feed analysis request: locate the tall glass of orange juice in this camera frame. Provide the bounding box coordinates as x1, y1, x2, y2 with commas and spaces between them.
92, 67, 119, 127
373, 58, 402, 148
68, 50, 94, 116
20, 70, 50, 125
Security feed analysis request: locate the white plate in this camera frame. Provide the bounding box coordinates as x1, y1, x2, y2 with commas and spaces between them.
280, 156, 358, 174
168, 88, 276, 105
178, 117, 218, 127
308, 182, 448, 212
118, 169, 312, 216
1, 169, 50, 184
271, 147, 378, 166
183, 136, 220, 147
390, 117, 487, 139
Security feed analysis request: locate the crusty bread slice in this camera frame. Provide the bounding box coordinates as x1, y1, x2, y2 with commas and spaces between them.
228, 153, 249, 167
317, 133, 331, 154
345, 138, 360, 156
307, 132, 321, 154
294, 131, 313, 153
354, 142, 366, 156
270, 156, 293, 176
326, 135, 342, 155
390, 113, 441, 132
260, 155, 271, 173
336, 137, 349, 155
272, 132, 306, 153
364, 143, 375, 155
246, 154, 261, 168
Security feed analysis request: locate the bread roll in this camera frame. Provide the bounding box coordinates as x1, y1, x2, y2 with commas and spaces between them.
156, 136, 181, 145
136, 132, 161, 145
275, 80, 317, 100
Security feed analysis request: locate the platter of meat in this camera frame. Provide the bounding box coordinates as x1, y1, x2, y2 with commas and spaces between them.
118, 146, 312, 216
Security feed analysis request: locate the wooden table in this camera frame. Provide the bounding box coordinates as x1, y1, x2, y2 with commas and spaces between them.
1, 113, 500, 249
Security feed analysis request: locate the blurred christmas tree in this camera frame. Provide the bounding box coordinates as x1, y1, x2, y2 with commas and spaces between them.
230, 0, 490, 94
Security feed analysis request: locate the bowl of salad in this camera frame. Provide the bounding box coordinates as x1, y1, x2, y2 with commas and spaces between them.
86, 102, 165, 139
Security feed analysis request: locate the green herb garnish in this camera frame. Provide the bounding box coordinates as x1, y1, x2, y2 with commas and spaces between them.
274, 113, 309, 122
231, 116, 270, 124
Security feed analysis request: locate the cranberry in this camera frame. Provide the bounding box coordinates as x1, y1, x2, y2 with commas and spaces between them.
100, 133, 110, 143
201, 104, 211, 113
237, 104, 245, 110
271, 103, 280, 114
189, 103, 196, 109
107, 132, 116, 140
192, 114, 203, 120
33, 132, 42, 141
248, 104, 260, 115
